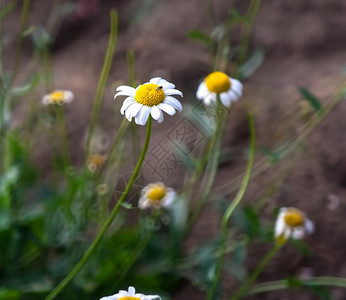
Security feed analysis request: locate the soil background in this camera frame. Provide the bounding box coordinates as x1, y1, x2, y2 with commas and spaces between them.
3, 0, 346, 299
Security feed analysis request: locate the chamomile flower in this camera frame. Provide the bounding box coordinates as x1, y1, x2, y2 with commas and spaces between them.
275, 207, 314, 244
87, 154, 106, 173
100, 286, 160, 300
114, 77, 183, 125
196, 71, 242, 107
42, 90, 74, 105
139, 182, 176, 209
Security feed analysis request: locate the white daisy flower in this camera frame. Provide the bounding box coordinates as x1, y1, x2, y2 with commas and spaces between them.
114, 77, 183, 125
100, 286, 160, 300
274, 207, 314, 244
196, 71, 242, 107
42, 89, 74, 105
139, 182, 176, 210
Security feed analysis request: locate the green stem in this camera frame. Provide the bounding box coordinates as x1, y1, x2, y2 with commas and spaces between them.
207, 113, 255, 300
214, 83, 346, 197
187, 99, 227, 229
247, 276, 346, 296
55, 106, 71, 171
230, 243, 282, 300
45, 117, 152, 300
9, 0, 30, 88
85, 10, 118, 159
236, 0, 262, 66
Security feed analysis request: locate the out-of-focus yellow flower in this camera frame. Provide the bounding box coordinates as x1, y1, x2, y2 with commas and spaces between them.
139, 182, 176, 210
275, 207, 314, 245
196, 71, 242, 107
42, 90, 74, 105
87, 154, 106, 173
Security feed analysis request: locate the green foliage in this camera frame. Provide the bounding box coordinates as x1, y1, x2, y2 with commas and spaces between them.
298, 87, 323, 115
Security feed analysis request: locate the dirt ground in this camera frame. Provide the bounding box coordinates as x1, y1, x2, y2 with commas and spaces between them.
3, 0, 346, 299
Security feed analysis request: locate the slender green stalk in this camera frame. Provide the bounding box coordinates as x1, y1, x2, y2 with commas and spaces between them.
214, 83, 346, 197
0, 0, 30, 173
236, 0, 262, 66
101, 117, 129, 173
45, 117, 152, 300
9, 0, 30, 88
187, 99, 227, 229
85, 10, 118, 159
207, 113, 255, 300
230, 243, 282, 300
247, 276, 346, 296
55, 106, 71, 171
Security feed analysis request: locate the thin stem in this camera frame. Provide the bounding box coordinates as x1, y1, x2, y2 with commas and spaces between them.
207, 113, 255, 300
9, 0, 30, 88
236, 0, 262, 66
247, 276, 346, 296
85, 10, 118, 159
229, 243, 282, 300
55, 106, 71, 171
214, 83, 346, 197
45, 117, 152, 300
187, 99, 227, 229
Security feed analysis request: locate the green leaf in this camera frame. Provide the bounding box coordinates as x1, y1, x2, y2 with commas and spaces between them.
307, 285, 333, 300
237, 48, 264, 80
0, 288, 21, 300
187, 30, 213, 47
9, 74, 40, 97
0, 2, 16, 21
298, 87, 323, 115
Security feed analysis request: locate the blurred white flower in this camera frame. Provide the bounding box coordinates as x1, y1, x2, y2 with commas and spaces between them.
42, 90, 74, 105
196, 71, 242, 107
100, 286, 160, 300
139, 182, 176, 210
275, 207, 314, 244
114, 77, 183, 126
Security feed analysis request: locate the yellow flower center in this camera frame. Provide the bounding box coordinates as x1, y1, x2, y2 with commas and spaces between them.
284, 209, 305, 227
135, 83, 165, 106
205, 71, 231, 94
118, 297, 141, 300
49, 90, 66, 104
147, 184, 167, 202
87, 155, 106, 172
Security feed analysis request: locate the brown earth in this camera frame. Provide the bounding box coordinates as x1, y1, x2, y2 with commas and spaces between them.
3, 0, 346, 299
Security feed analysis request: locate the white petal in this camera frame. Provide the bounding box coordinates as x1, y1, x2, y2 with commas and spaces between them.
120, 97, 136, 114
157, 78, 175, 89
128, 287, 136, 296
130, 103, 143, 118
220, 92, 232, 107
225, 89, 240, 102
230, 78, 243, 98
116, 85, 136, 93
305, 219, 314, 234
149, 77, 162, 84
164, 88, 183, 97
114, 91, 133, 99
150, 106, 163, 121
42, 95, 50, 105
157, 103, 176, 116
162, 188, 176, 208
125, 103, 136, 121
136, 106, 150, 125
64, 90, 74, 102
196, 82, 207, 99
164, 96, 183, 112
292, 227, 305, 239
